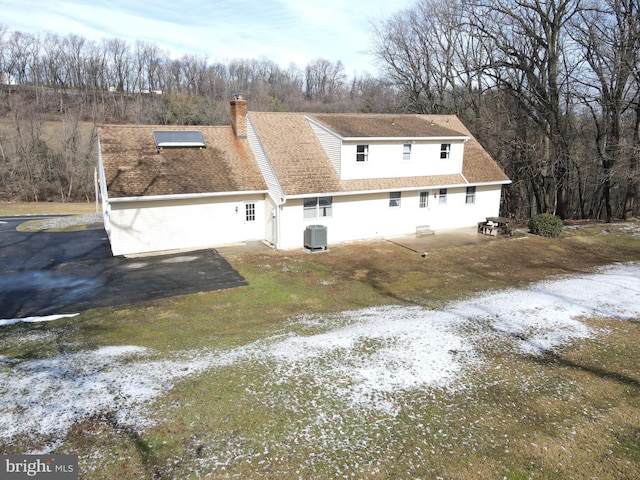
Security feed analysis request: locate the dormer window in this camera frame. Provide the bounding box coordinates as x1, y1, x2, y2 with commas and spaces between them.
440, 143, 451, 159
403, 143, 411, 160
356, 144, 368, 162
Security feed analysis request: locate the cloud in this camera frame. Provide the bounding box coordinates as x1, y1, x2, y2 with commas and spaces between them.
0, 0, 413, 74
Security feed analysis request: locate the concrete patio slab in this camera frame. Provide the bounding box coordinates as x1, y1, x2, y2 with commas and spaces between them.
387, 227, 525, 253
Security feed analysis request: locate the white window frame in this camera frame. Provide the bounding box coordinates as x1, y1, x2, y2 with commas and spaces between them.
389, 191, 401, 208
245, 202, 256, 222
419, 191, 429, 208
440, 143, 451, 159
438, 188, 447, 204
403, 143, 411, 161
466, 186, 476, 204
356, 144, 369, 162
303, 196, 333, 219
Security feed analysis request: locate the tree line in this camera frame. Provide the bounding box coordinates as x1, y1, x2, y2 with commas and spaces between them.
0, 0, 638, 222
374, 0, 640, 221
0, 24, 392, 202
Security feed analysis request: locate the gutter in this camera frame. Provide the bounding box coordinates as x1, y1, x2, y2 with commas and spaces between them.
285, 179, 511, 199
108, 190, 268, 204
341, 136, 470, 143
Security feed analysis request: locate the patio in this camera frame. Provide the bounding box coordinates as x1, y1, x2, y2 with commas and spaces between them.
387, 226, 526, 254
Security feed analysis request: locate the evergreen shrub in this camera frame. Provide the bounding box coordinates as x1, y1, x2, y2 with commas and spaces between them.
528, 213, 563, 238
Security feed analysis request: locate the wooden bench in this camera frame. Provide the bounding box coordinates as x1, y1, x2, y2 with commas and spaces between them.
478, 218, 513, 236
478, 222, 499, 236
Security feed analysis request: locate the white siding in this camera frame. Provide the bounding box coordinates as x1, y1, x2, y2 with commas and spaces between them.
277, 185, 503, 250
307, 118, 341, 175
340, 141, 465, 180
247, 115, 286, 248
247, 115, 285, 203
108, 195, 265, 256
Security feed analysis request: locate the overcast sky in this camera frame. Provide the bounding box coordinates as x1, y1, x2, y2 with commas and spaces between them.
0, 0, 414, 76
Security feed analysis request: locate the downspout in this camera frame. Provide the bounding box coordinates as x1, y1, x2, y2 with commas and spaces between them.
96, 138, 111, 235
277, 194, 286, 250
266, 192, 286, 249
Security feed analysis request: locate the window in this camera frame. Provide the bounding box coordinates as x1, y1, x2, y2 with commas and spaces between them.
466, 186, 476, 204
303, 198, 316, 219
389, 191, 401, 207
304, 196, 332, 219
356, 144, 368, 162
438, 188, 447, 204
245, 203, 256, 221
318, 196, 333, 217
419, 191, 429, 208
403, 143, 411, 161
440, 143, 451, 159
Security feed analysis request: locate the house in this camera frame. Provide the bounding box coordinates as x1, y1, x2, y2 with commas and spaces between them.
97, 97, 510, 256
97, 101, 268, 256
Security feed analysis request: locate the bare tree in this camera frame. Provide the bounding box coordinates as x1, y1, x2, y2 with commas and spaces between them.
304, 58, 346, 103
134, 40, 166, 93
466, 0, 583, 217
104, 37, 131, 92
180, 54, 209, 96
6, 31, 39, 85
372, 0, 470, 114
572, 0, 640, 220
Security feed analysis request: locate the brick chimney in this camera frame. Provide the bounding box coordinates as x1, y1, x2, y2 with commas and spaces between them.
230, 93, 247, 139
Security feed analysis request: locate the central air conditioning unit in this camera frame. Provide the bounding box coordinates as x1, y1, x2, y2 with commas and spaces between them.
304, 225, 328, 251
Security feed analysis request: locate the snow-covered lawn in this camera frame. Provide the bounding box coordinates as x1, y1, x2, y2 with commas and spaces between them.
1, 263, 639, 455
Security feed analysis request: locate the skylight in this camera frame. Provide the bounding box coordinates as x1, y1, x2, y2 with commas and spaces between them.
153, 130, 206, 148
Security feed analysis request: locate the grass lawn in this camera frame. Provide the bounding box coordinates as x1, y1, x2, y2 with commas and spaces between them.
0, 201, 97, 216
1, 211, 639, 479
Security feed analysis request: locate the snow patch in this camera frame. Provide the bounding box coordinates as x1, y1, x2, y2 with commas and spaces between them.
449, 263, 640, 354
262, 307, 472, 413
0, 313, 79, 326
0, 263, 638, 452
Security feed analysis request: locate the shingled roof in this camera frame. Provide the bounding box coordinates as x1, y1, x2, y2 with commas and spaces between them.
420, 115, 510, 185
308, 113, 467, 138
99, 125, 267, 198
248, 112, 508, 196
248, 112, 341, 196
101, 112, 508, 200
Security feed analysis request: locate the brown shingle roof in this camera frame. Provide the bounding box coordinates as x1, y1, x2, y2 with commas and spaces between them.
249, 112, 509, 196
309, 113, 467, 138
338, 174, 467, 192
248, 112, 341, 196
99, 125, 266, 198
422, 115, 510, 184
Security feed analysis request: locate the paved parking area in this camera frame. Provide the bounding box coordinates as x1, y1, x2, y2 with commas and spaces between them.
0, 216, 247, 319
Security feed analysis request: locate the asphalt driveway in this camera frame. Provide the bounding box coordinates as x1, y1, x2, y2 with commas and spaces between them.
0, 216, 247, 319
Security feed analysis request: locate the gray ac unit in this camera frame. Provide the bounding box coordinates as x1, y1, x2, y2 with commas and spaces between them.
304, 225, 328, 251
